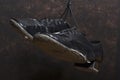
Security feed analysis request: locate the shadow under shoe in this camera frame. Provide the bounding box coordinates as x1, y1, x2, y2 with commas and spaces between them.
74, 61, 101, 72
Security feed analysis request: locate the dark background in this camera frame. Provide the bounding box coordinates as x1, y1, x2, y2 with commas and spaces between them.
0, 0, 118, 80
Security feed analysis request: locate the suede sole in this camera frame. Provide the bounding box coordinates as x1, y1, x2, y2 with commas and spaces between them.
34, 33, 91, 63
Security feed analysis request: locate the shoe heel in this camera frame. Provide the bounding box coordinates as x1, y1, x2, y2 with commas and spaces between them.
91, 41, 103, 62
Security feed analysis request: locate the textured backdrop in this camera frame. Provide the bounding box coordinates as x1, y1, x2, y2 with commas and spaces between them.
0, 0, 118, 80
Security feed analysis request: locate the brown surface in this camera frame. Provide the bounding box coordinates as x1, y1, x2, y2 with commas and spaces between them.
0, 0, 118, 80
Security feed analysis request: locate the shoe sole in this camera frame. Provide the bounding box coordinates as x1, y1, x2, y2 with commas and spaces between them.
10, 19, 33, 40
34, 34, 90, 63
